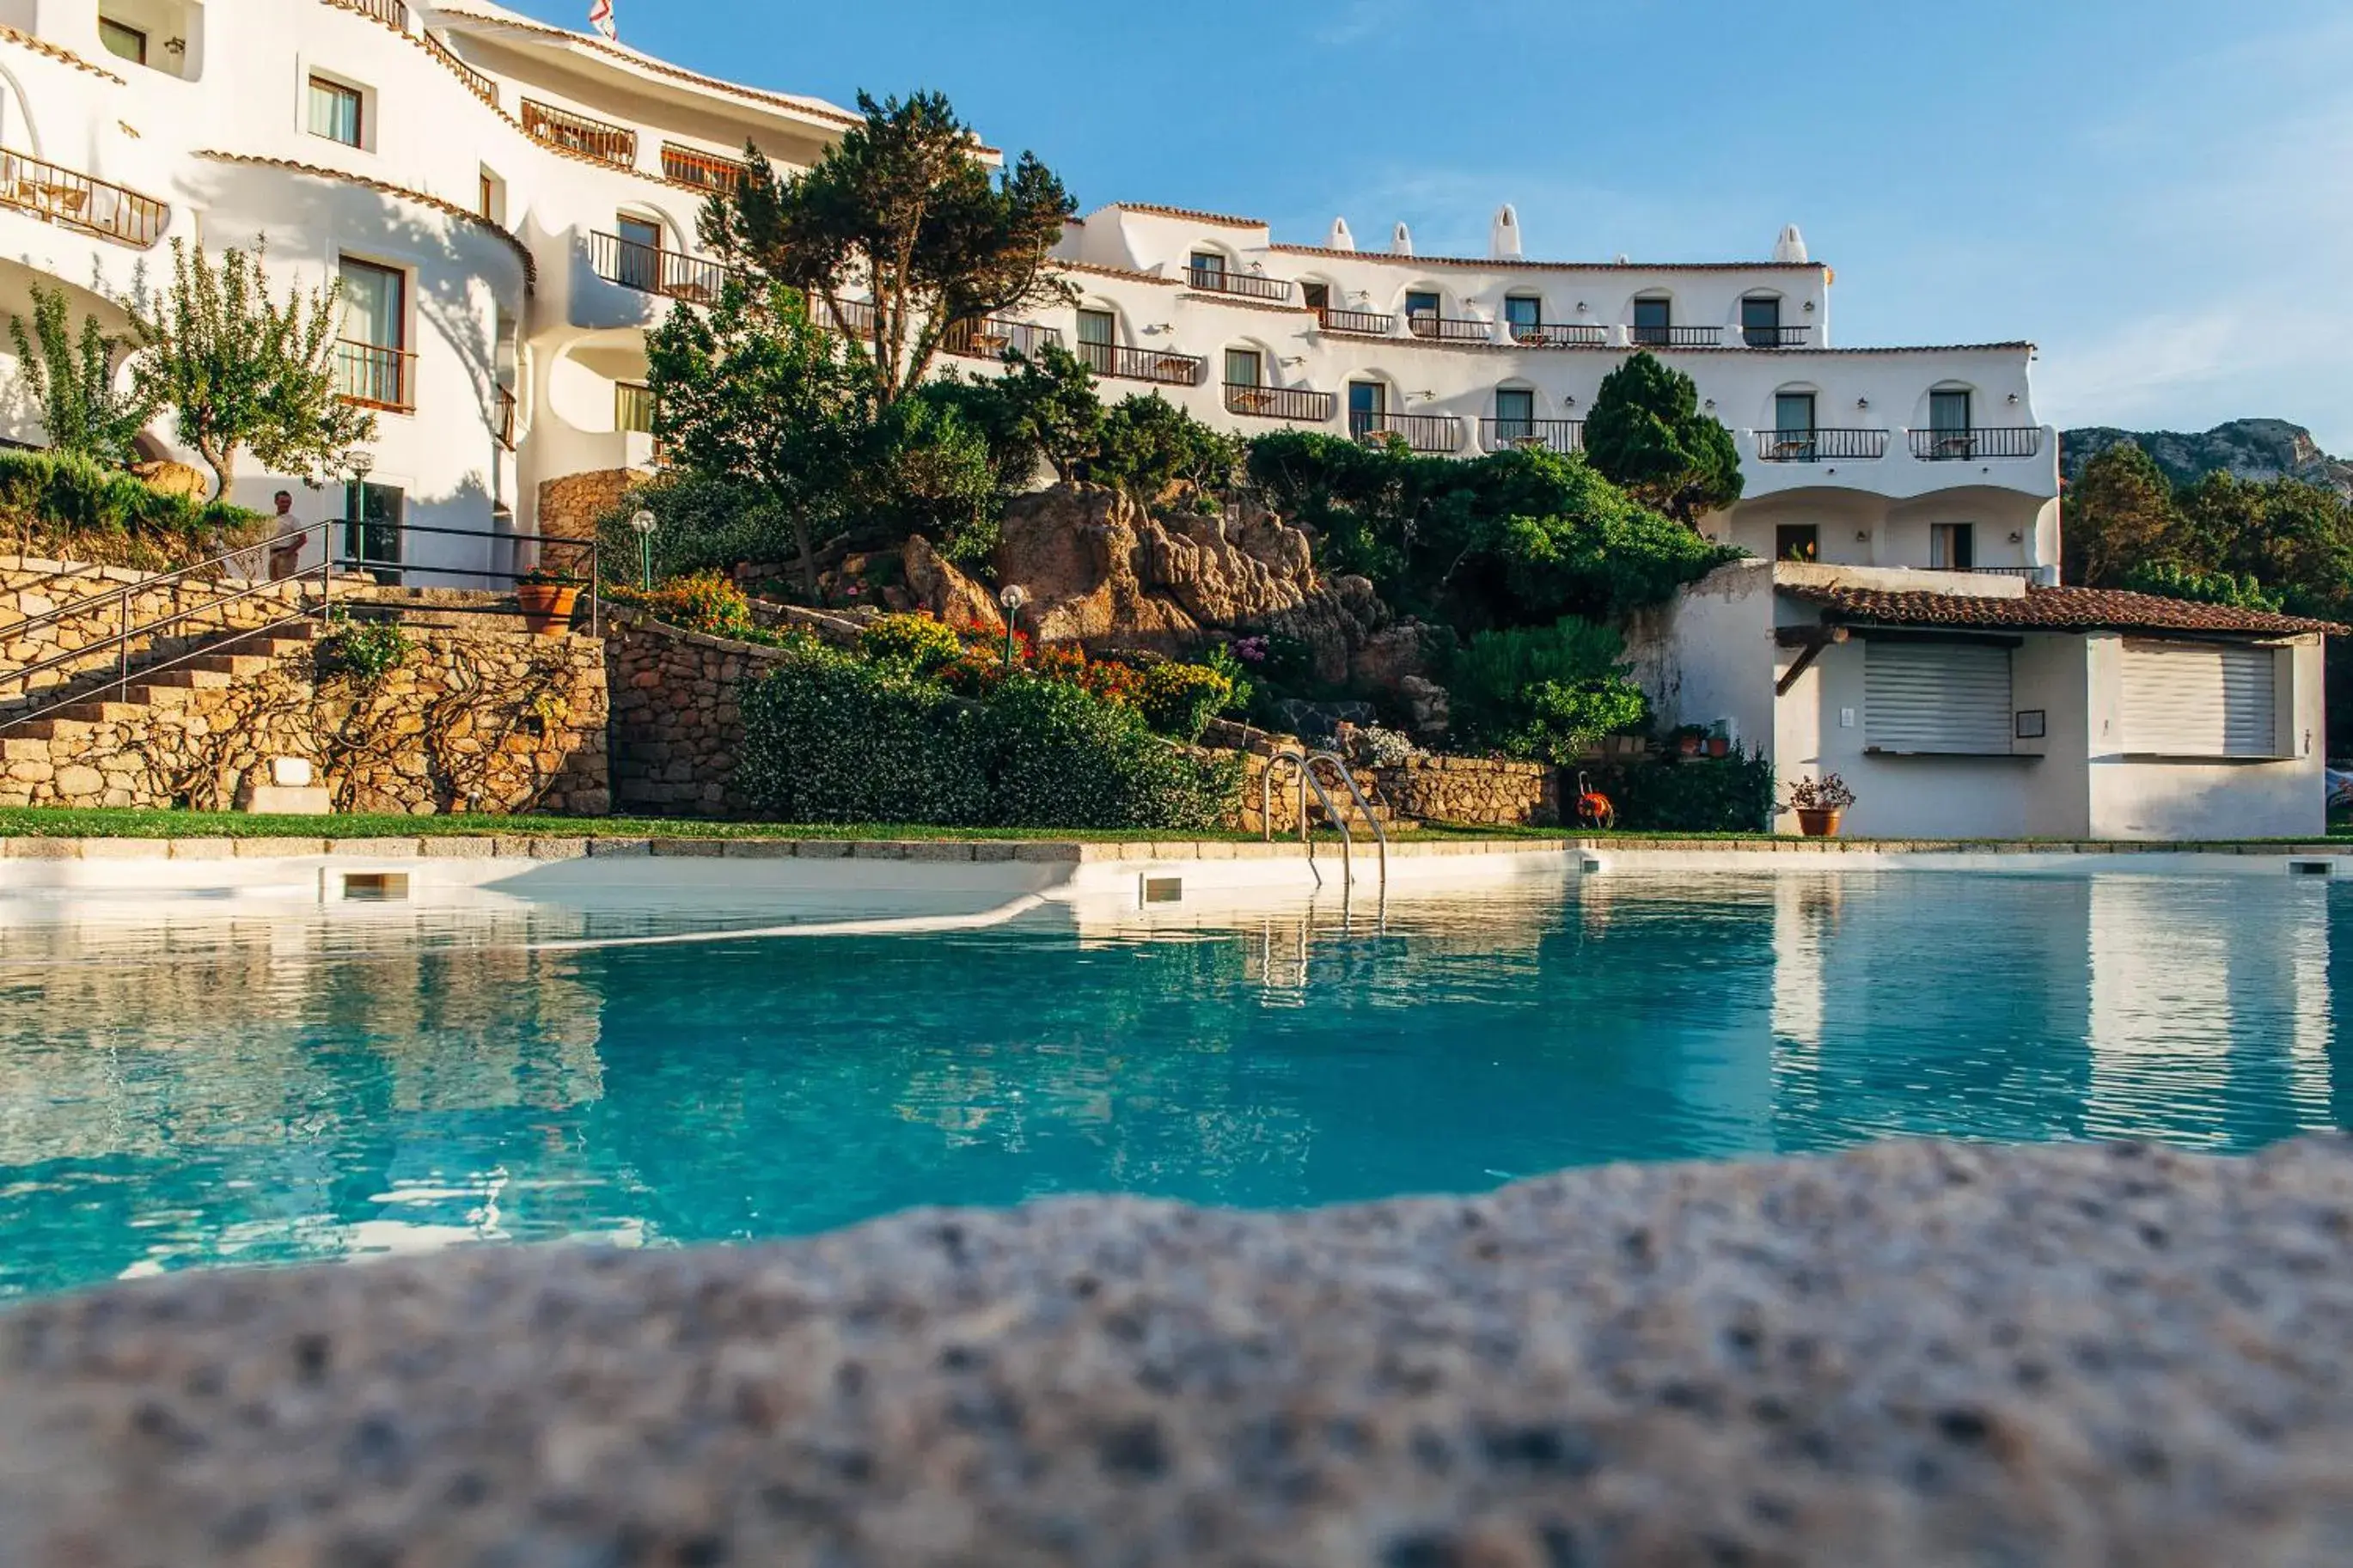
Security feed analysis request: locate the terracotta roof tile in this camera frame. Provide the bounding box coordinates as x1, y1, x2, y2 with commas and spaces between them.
1109, 202, 1269, 229
1268, 243, 1824, 274
0, 23, 126, 84
1054, 260, 1179, 287
1782, 583, 2344, 638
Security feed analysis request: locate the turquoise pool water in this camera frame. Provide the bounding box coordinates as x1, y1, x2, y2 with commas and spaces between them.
1, 869, 2345, 1298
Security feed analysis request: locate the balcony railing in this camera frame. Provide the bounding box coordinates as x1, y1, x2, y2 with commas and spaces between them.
1186, 266, 1293, 302
1631, 325, 1723, 348
1407, 314, 1489, 344
1225, 383, 1334, 423
1908, 426, 2044, 461
587, 232, 731, 303
1512, 322, 1607, 348
1316, 307, 1395, 337
494, 386, 516, 449
1481, 418, 1585, 455
821, 296, 878, 336
1078, 340, 1205, 387
0, 149, 168, 248
335, 0, 409, 28
422, 31, 498, 108
943, 316, 1066, 361
1967, 566, 2046, 580
1351, 411, 1462, 454
1755, 428, 1890, 462
662, 144, 746, 195
1743, 325, 1812, 349
335, 340, 416, 413
523, 100, 638, 168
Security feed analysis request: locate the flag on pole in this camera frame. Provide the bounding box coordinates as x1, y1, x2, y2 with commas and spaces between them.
588, 0, 617, 40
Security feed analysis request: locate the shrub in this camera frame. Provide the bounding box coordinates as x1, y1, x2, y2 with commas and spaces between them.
1584, 753, 1776, 833
314, 618, 413, 685
1077, 394, 1244, 507
975, 676, 1240, 832
737, 646, 988, 825
1135, 660, 1237, 741
2120, 561, 2286, 613
1448, 619, 1650, 765
607, 571, 757, 638
0, 448, 260, 552
859, 612, 965, 673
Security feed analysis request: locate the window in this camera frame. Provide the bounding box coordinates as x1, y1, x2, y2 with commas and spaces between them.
309, 76, 365, 148
1224, 348, 1262, 388
1865, 641, 2014, 754
1348, 381, 1385, 439
1743, 296, 1785, 349
616, 381, 657, 435
1494, 387, 1536, 443
1503, 296, 1542, 335
2121, 642, 2282, 758
1773, 392, 1818, 461
616, 214, 663, 290
1775, 524, 1820, 563
478, 168, 506, 223
336, 258, 406, 410
98, 17, 148, 66
1930, 522, 1976, 571
1404, 290, 1440, 320
1189, 252, 1226, 283
1076, 308, 1115, 375
1300, 283, 1330, 312
1633, 296, 1671, 345
343, 481, 406, 583
1930, 388, 1972, 431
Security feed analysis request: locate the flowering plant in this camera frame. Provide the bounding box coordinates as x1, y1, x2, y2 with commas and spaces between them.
1785, 773, 1857, 812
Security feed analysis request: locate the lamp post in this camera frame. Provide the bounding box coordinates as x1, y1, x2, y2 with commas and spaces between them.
630, 509, 657, 590
998, 583, 1029, 671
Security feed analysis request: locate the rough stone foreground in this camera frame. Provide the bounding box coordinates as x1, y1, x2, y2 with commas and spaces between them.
6, 1140, 2353, 1566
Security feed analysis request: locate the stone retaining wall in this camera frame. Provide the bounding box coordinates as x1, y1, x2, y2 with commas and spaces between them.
605, 615, 791, 816
535, 470, 636, 545
0, 558, 315, 712
0, 626, 608, 815
1371, 754, 1560, 827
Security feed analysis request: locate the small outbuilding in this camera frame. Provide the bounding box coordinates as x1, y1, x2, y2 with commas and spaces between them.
1626, 563, 2343, 840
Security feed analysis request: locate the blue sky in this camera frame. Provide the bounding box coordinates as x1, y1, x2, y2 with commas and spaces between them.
508, 0, 2353, 450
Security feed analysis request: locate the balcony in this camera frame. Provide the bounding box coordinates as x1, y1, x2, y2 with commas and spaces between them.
587, 231, 731, 303
1631, 325, 1723, 348
0, 149, 168, 248
337, 0, 408, 27
1755, 428, 1890, 462
1316, 307, 1394, 337
1225, 383, 1334, 423
1482, 418, 1585, 455
335, 340, 416, 413
942, 316, 1065, 361
662, 144, 747, 195
422, 31, 498, 108
1907, 426, 2044, 461
821, 296, 878, 336
1512, 322, 1607, 348
523, 100, 637, 168
1743, 325, 1812, 349
1352, 411, 1462, 454
1185, 266, 1293, 302
1078, 340, 1205, 387
1407, 314, 1489, 344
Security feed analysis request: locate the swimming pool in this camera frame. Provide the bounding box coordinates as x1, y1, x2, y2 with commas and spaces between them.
1, 867, 2344, 1299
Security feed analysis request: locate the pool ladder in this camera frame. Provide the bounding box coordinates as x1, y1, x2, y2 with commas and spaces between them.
1261, 748, 1389, 900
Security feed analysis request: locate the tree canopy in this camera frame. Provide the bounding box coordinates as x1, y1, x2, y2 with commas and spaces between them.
1581, 351, 1745, 527
7, 284, 157, 467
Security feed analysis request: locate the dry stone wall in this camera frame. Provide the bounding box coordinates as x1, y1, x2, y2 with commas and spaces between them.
1371, 755, 1559, 827
0, 558, 315, 712
605, 615, 791, 817
535, 471, 638, 544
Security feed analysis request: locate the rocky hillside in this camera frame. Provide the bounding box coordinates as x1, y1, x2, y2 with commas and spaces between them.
2061, 418, 2353, 498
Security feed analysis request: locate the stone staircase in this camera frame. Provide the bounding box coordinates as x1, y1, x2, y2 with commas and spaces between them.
3, 623, 324, 752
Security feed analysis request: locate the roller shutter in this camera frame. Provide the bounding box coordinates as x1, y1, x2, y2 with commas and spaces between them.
2121, 641, 2278, 758
1864, 640, 2013, 754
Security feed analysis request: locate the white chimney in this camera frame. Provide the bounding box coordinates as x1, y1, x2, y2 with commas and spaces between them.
1390, 221, 1414, 257
1488, 204, 1522, 259
1773, 223, 1810, 265
1325, 217, 1356, 252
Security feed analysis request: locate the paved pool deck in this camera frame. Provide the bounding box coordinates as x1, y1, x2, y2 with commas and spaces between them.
4, 1136, 2350, 1565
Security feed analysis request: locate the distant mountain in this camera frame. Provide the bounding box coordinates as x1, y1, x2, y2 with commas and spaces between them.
2060, 418, 2353, 499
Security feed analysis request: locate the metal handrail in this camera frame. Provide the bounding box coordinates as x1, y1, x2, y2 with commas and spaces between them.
1908, 426, 2044, 461
1482, 418, 1585, 454
1755, 427, 1890, 461
1260, 747, 1390, 896
941, 315, 1066, 360
0, 147, 170, 249
1185, 267, 1293, 302
2, 520, 339, 654
587, 232, 733, 303
1406, 314, 1488, 344
1513, 322, 1607, 347
1317, 307, 1394, 336
1076, 340, 1205, 386
1225, 382, 1335, 422
523, 100, 638, 167
421, 31, 498, 107
1351, 411, 1461, 454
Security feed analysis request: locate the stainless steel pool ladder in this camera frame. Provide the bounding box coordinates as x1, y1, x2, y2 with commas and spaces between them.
1261, 748, 1389, 897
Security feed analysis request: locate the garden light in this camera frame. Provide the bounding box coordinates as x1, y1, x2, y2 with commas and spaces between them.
999, 583, 1029, 670
630, 509, 657, 590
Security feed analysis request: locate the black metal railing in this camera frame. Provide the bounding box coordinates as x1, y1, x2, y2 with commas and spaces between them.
523, 99, 637, 167
942, 316, 1066, 360
1351, 411, 1461, 453
821, 296, 879, 337
1225, 383, 1334, 422
1631, 325, 1723, 348
1512, 322, 1607, 347
1967, 566, 2046, 579
334, 340, 416, 412
1481, 418, 1585, 454
1908, 426, 2044, 461
1077, 340, 1206, 386
1186, 266, 1293, 302
1743, 325, 1812, 349
587, 231, 731, 303
421, 31, 498, 107
0, 148, 169, 248
1407, 314, 1489, 344
333, 0, 409, 28
1755, 428, 1890, 462
1317, 307, 1395, 336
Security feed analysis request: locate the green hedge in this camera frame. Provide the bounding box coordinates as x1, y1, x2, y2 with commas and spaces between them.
738, 649, 1243, 832
1582, 753, 1776, 833
0, 449, 255, 541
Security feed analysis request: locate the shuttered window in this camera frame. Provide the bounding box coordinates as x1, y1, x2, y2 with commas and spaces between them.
2121, 641, 2279, 758
1864, 640, 2014, 754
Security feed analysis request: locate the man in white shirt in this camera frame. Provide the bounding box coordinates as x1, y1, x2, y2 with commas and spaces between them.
266, 491, 305, 581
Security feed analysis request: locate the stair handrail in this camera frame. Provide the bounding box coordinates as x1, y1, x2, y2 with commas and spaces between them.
1305, 749, 1389, 893
1262, 747, 1390, 896
2, 520, 339, 649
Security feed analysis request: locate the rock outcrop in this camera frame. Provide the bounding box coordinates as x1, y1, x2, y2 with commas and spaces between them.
128, 461, 210, 501
2063, 418, 2353, 499
901, 535, 1003, 636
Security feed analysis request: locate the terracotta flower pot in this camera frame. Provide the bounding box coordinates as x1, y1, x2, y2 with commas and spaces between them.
1796, 808, 1844, 839
1706, 737, 1731, 759
1677, 735, 1702, 757
516, 583, 581, 638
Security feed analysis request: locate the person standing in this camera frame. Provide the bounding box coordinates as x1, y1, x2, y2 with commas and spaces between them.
266, 491, 306, 581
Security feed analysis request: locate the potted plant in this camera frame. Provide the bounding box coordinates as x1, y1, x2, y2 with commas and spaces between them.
1786, 773, 1857, 838
516, 564, 584, 637
1672, 723, 1708, 758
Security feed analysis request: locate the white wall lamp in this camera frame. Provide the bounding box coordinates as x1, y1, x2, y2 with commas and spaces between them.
1855, 397, 1870, 412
